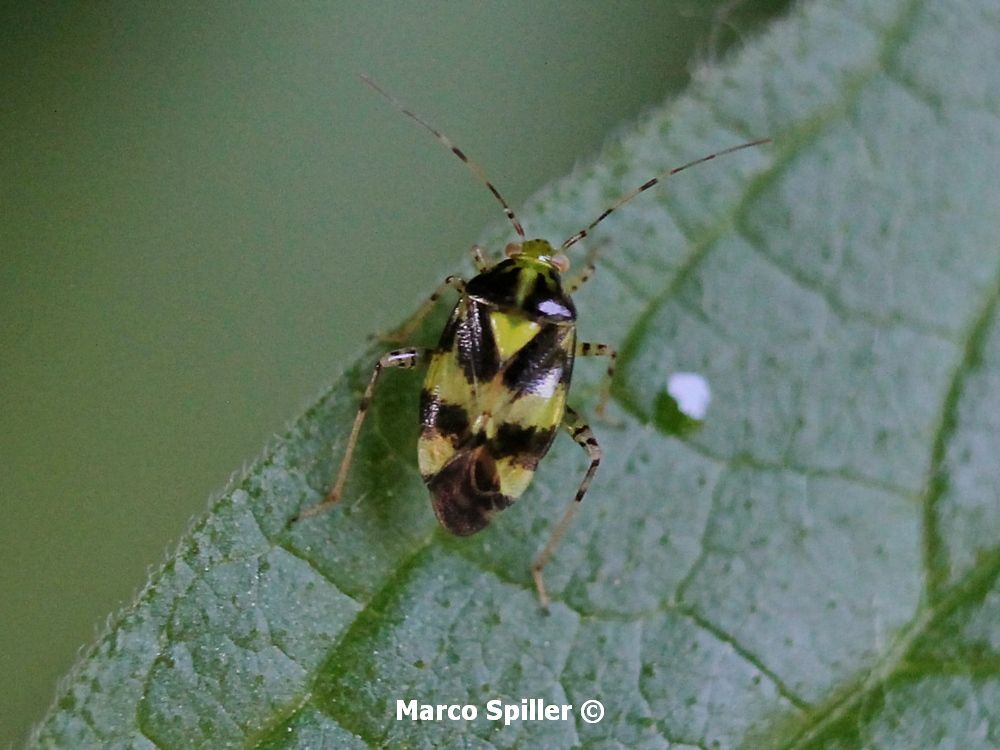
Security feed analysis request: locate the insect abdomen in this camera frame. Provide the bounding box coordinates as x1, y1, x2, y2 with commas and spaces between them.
426, 449, 513, 535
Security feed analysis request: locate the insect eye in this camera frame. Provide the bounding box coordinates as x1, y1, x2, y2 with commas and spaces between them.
551, 254, 570, 273
504, 242, 522, 257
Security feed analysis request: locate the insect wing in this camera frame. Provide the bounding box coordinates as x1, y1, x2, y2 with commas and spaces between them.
418, 295, 575, 535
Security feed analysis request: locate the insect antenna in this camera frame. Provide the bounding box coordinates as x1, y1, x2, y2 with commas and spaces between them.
361, 74, 526, 239
560, 137, 770, 250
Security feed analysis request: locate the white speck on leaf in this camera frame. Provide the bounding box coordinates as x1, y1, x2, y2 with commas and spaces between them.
667, 372, 711, 420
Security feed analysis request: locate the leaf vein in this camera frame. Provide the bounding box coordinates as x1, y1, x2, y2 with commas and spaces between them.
679, 607, 810, 711
920, 255, 1000, 599
735, 220, 959, 345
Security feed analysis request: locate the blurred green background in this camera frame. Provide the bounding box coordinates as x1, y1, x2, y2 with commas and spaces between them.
1, 2, 789, 745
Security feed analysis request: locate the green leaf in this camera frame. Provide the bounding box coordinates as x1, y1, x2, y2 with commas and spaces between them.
30, 0, 1000, 747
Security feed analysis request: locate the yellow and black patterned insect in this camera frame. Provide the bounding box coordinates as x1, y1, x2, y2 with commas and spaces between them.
299, 76, 768, 608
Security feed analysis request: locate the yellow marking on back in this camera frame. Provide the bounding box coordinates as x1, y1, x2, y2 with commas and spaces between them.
505, 387, 567, 431
489, 311, 541, 361
417, 429, 455, 477
514, 266, 538, 306
496, 457, 536, 498
424, 351, 476, 405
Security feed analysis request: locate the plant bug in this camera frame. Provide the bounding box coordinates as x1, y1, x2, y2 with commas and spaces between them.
298, 75, 769, 608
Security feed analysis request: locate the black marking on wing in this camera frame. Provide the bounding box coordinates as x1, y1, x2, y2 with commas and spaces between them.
437, 298, 500, 384
490, 423, 557, 463
501, 323, 574, 397
436, 402, 470, 441
419, 387, 434, 418
427, 449, 513, 535
420, 388, 470, 447
436, 310, 459, 351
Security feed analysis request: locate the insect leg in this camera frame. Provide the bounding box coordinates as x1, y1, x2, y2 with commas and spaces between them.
385, 275, 466, 343
470, 245, 490, 272
564, 259, 596, 294
531, 406, 601, 609
295, 347, 427, 521
563, 245, 601, 294
576, 341, 618, 418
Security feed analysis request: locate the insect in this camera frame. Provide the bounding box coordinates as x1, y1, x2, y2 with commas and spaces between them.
298, 75, 768, 608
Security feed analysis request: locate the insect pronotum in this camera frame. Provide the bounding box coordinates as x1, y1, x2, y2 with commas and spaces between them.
298, 75, 769, 609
